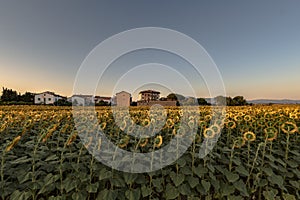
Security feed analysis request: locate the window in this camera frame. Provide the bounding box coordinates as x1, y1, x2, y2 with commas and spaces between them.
48, 98, 52, 101
38, 98, 41, 101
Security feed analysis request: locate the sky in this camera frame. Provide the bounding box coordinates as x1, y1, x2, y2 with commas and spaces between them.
0, 1, 300, 101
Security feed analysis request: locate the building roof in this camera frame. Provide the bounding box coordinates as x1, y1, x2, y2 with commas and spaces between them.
139, 90, 160, 94
36, 91, 66, 98
116, 91, 131, 95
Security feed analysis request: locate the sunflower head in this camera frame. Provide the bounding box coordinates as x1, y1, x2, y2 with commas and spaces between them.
203, 128, 215, 139
264, 127, 278, 141
243, 131, 256, 142
281, 121, 298, 134
233, 137, 246, 149
139, 138, 148, 147
154, 135, 163, 148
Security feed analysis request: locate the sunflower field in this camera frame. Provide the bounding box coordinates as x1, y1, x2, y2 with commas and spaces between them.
0, 105, 299, 200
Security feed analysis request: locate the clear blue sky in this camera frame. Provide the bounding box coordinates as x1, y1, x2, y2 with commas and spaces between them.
0, 1, 299, 100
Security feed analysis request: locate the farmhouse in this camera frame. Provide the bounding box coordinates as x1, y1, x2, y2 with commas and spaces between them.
139, 90, 160, 101
34, 91, 66, 105
137, 90, 176, 106
115, 91, 131, 107
67, 95, 94, 106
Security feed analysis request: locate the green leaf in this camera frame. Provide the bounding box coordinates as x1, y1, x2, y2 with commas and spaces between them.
194, 165, 208, 178
125, 188, 141, 200
207, 164, 215, 173
225, 171, 239, 183
123, 173, 138, 185
286, 160, 298, 168
152, 177, 163, 192
45, 154, 59, 162
263, 189, 278, 200
141, 185, 152, 197
235, 165, 249, 176
63, 177, 76, 193
97, 189, 118, 200
211, 179, 220, 191
10, 190, 31, 200
267, 174, 284, 189
72, 191, 87, 200
176, 157, 187, 167
86, 183, 99, 193
233, 179, 249, 197
110, 175, 126, 187
10, 156, 32, 164
201, 180, 211, 193
187, 176, 199, 188
263, 167, 274, 176
289, 180, 300, 189
181, 166, 193, 175
170, 172, 185, 187
178, 183, 192, 196
99, 168, 112, 180
221, 183, 235, 196
282, 193, 296, 200
165, 183, 179, 200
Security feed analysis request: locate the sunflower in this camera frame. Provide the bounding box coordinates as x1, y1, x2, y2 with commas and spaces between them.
244, 115, 252, 122
280, 121, 298, 134
166, 118, 174, 128
154, 135, 163, 148
99, 122, 107, 130
264, 127, 278, 141
142, 119, 151, 127
234, 115, 243, 122
119, 137, 129, 148
203, 128, 215, 139
210, 124, 221, 135
233, 137, 246, 149
139, 138, 148, 147
243, 131, 256, 142
198, 120, 207, 129
225, 120, 236, 129
204, 115, 212, 121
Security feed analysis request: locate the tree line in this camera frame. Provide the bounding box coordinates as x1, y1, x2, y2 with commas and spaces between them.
0, 87, 250, 106
0, 87, 34, 105
166, 93, 249, 106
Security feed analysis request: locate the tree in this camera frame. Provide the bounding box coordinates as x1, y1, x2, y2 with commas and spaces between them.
1, 87, 18, 102
167, 93, 185, 101
232, 96, 247, 106
197, 98, 210, 105
19, 92, 34, 103
54, 99, 71, 106
214, 96, 227, 106
96, 100, 109, 106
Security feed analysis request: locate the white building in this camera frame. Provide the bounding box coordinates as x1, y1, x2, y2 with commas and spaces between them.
116, 91, 131, 107
34, 91, 66, 105
68, 95, 94, 106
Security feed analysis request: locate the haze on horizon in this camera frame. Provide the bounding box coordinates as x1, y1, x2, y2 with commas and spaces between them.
0, 1, 300, 101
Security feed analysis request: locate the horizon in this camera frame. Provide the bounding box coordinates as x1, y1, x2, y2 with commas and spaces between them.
1, 1, 300, 100
2, 87, 300, 102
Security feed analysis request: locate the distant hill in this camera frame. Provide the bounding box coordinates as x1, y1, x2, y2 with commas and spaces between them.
247, 99, 300, 104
